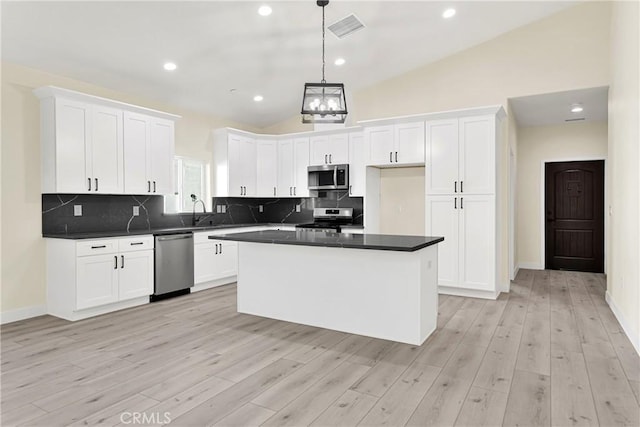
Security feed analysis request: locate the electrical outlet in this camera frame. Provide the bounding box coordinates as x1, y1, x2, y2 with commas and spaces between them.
259, 205, 264, 213
133, 206, 140, 216
221, 205, 227, 213
73, 205, 82, 216
296, 204, 301, 213
216, 205, 222, 213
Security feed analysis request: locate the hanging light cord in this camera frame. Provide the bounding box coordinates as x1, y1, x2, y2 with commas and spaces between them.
321, 3, 326, 83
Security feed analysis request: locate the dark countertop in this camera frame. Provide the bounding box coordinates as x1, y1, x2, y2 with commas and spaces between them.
42, 223, 298, 240
210, 230, 444, 252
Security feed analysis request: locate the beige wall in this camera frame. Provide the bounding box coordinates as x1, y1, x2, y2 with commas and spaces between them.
0, 62, 257, 314
379, 167, 425, 236
516, 121, 608, 268
607, 1, 639, 351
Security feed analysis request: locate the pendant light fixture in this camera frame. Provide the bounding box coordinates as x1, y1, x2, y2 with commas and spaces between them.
301, 0, 348, 124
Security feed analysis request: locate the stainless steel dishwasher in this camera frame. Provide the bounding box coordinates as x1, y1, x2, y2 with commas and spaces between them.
153, 233, 194, 300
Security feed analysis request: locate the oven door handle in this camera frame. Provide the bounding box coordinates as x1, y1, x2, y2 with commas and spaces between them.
333, 166, 338, 187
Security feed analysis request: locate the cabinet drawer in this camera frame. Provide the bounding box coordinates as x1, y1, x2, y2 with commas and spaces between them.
76, 239, 119, 257
118, 235, 154, 252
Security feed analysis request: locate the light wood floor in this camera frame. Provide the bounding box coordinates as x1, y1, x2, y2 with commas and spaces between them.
1, 270, 638, 427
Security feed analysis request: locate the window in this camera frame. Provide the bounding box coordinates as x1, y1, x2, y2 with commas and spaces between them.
164, 157, 210, 213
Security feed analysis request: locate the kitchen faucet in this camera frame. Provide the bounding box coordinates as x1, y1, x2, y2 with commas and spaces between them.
191, 194, 207, 226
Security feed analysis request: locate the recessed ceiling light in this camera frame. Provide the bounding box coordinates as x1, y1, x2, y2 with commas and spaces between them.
570, 104, 584, 113
258, 5, 272, 16
253, 95, 264, 102
442, 8, 456, 19
163, 62, 177, 71
334, 58, 346, 66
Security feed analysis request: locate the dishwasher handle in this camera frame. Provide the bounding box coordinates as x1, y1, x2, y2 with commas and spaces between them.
156, 234, 193, 241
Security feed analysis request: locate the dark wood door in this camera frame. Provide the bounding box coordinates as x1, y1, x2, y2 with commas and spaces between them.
545, 160, 604, 272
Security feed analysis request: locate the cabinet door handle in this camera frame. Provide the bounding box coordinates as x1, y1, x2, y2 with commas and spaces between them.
389, 152, 393, 163
395, 151, 398, 163
461, 197, 464, 209
121, 255, 124, 269
215, 243, 218, 254
153, 181, 156, 193
91, 245, 106, 249
325, 154, 328, 164
130, 242, 144, 246
454, 197, 457, 209
219, 244, 223, 254
329, 154, 332, 164
95, 178, 99, 191
455, 181, 457, 193
114, 256, 118, 269
273, 187, 276, 196
349, 185, 352, 195
289, 187, 292, 196
461, 181, 463, 193
88, 178, 92, 191
148, 181, 151, 193
293, 186, 296, 196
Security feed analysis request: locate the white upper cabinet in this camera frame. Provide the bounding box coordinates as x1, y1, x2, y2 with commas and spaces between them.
348, 132, 365, 197
256, 139, 278, 197
309, 133, 349, 166
364, 121, 424, 166
277, 137, 310, 197
123, 113, 175, 195
425, 119, 459, 195
426, 115, 495, 195
214, 131, 257, 197
34, 86, 178, 195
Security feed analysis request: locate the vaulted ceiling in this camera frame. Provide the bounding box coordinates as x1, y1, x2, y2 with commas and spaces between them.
2, 1, 577, 128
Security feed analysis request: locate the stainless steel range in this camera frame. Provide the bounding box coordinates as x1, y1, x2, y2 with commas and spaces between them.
296, 208, 354, 233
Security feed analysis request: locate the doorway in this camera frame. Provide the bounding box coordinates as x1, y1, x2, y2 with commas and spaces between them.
545, 160, 604, 272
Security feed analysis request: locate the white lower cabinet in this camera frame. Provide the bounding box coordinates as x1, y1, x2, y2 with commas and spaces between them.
426, 195, 495, 296
47, 235, 154, 321
193, 230, 240, 290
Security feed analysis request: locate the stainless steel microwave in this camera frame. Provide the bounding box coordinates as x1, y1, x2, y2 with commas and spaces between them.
308, 164, 349, 191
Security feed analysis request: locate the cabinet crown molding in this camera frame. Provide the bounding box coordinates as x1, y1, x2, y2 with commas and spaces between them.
357, 105, 506, 127
33, 86, 181, 121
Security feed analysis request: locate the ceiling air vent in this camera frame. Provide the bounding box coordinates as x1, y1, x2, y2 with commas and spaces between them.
328, 14, 365, 39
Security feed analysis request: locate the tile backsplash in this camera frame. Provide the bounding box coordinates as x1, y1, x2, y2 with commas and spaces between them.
42, 192, 363, 235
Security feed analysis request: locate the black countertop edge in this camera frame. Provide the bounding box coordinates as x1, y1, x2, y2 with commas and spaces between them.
210, 231, 444, 252
42, 223, 299, 240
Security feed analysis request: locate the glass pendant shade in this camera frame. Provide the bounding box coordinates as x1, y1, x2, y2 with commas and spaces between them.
301, 82, 348, 124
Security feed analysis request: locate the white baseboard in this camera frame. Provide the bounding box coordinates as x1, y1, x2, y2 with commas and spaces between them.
518, 262, 544, 271
192, 276, 237, 293
1, 305, 48, 324
438, 286, 500, 300
512, 265, 520, 280
605, 291, 640, 356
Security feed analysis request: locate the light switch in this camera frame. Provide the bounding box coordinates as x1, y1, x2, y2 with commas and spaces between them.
221, 205, 227, 213
259, 205, 264, 213
216, 205, 222, 213
133, 206, 140, 216
296, 204, 301, 213
73, 205, 82, 216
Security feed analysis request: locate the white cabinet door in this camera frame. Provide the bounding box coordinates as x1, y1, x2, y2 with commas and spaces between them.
241, 137, 257, 196
348, 132, 365, 197
194, 242, 217, 284
459, 116, 495, 195
395, 122, 425, 165
277, 139, 295, 197
256, 140, 278, 197
328, 133, 349, 164
293, 138, 310, 197
216, 240, 238, 280
91, 105, 123, 194
150, 118, 174, 195
459, 195, 495, 291
426, 119, 459, 195
366, 125, 394, 165
123, 112, 151, 194
76, 254, 119, 310
118, 250, 154, 300
425, 196, 459, 288
55, 98, 90, 193
227, 133, 244, 197
309, 135, 329, 165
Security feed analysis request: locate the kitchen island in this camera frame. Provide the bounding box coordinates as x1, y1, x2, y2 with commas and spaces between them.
210, 230, 444, 345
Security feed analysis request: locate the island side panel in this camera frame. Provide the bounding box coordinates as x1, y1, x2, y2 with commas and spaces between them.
236, 242, 438, 345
